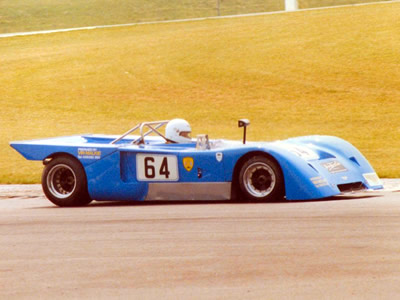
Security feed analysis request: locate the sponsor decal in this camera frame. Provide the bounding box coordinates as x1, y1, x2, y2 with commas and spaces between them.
310, 176, 329, 188
216, 152, 223, 162
183, 157, 194, 172
78, 148, 101, 159
321, 160, 347, 174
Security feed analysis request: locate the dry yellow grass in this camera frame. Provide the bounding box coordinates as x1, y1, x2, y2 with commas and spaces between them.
1, 2, 400, 183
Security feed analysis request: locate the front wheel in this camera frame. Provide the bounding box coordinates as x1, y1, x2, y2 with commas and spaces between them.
42, 156, 92, 207
238, 156, 284, 202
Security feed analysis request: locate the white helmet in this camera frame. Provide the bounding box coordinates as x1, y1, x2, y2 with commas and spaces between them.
165, 119, 192, 143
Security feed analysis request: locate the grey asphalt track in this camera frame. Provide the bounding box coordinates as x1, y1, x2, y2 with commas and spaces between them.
0, 181, 400, 299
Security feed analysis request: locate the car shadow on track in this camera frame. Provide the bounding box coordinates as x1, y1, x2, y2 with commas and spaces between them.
86, 193, 383, 207
300, 194, 382, 202
33, 193, 383, 209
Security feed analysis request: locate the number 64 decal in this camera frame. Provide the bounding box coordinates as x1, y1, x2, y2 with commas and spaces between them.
136, 154, 179, 181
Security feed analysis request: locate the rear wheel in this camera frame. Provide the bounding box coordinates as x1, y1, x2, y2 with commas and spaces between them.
239, 156, 284, 202
42, 156, 92, 207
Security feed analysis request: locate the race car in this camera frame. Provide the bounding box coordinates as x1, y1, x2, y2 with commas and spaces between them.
10, 119, 383, 207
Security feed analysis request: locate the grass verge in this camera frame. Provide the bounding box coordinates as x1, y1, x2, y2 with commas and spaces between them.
0, 0, 391, 34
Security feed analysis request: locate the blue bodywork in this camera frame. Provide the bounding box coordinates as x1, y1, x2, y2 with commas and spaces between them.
10, 133, 383, 201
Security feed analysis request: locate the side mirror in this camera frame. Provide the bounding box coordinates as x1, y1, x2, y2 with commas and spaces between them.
238, 119, 250, 144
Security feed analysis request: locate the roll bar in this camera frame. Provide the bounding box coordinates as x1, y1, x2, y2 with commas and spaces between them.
110, 120, 170, 144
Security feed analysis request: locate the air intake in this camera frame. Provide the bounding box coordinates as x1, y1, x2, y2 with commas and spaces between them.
337, 182, 366, 193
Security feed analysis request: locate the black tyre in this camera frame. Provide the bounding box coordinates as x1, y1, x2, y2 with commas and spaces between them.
238, 156, 284, 202
42, 156, 92, 207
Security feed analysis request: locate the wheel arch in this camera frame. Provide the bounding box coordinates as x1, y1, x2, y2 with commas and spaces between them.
43, 152, 82, 166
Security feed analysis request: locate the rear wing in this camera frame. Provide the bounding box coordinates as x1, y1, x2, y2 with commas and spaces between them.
10, 135, 117, 165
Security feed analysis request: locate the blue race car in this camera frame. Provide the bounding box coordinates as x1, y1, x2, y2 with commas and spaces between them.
10, 119, 383, 207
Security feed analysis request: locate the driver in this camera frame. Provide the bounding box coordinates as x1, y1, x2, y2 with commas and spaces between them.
165, 119, 192, 143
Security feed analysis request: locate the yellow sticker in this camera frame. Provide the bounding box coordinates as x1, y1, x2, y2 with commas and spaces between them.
183, 157, 194, 172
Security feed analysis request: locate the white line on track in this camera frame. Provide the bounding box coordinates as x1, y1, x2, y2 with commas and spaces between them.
1, 0, 399, 38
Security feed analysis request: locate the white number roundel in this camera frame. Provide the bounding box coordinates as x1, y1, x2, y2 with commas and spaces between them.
136, 154, 179, 181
